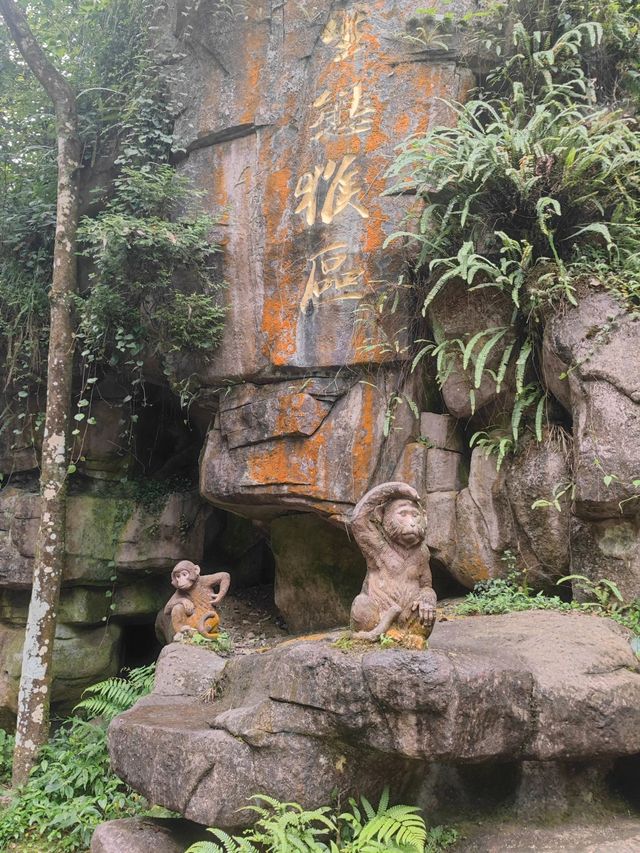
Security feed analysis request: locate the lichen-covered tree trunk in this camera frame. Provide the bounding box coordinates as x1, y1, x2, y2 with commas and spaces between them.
0, 0, 80, 786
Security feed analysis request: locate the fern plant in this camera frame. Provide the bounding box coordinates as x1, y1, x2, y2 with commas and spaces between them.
385, 1, 640, 462
186, 790, 456, 853
74, 662, 156, 722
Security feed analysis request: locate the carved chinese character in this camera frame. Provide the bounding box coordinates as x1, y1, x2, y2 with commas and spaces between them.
300, 243, 366, 312
322, 10, 366, 62
294, 154, 369, 227
310, 83, 375, 142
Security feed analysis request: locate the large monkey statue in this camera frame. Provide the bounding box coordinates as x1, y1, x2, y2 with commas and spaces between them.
349, 482, 437, 645
156, 561, 231, 644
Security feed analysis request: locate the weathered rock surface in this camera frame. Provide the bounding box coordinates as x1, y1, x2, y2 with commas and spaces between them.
154, 0, 474, 521
271, 513, 364, 632
543, 291, 640, 518
109, 612, 640, 828
543, 290, 640, 599
457, 816, 640, 852
200, 371, 421, 519
0, 622, 121, 728
427, 281, 517, 419
448, 436, 571, 588
0, 486, 209, 588
91, 817, 209, 853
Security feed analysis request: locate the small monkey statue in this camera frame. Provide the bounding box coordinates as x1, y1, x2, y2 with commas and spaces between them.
158, 560, 231, 643
349, 482, 437, 646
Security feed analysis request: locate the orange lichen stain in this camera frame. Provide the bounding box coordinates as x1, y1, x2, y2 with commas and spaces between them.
240, 29, 265, 124
261, 290, 297, 367
363, 205, 385, 256
351, 382, 377, 492
273, 393, 308, 435
245, 427, 327, 495
265, 166, 292, 232
394, 113, 410, 137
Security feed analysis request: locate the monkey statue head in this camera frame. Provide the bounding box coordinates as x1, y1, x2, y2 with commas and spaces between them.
171, 560, 200, 591
382, 498, 426, 550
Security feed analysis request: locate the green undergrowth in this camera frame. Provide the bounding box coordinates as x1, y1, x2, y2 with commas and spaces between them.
0, 664, 158, 852
181, 630, 234, 656
456, 574, 640, 637
186, 790, 459, 853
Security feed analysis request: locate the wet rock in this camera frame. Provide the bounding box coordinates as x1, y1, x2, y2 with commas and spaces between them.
109, 611, 640, 829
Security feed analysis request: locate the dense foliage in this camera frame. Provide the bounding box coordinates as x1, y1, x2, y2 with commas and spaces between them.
0, 0, 224, 476
0, 664, 156, 851
75, 164, 225, 370
387, 0, 640, 462
187, 790, 458, 853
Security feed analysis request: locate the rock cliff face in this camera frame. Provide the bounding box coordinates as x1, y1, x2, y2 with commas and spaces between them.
154, 0, 639, 622
1, 0, 639, 720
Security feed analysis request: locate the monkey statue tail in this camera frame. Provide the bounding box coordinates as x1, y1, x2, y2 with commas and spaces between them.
198, 610, 220, 639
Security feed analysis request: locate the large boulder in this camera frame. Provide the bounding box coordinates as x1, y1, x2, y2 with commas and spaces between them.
200, 371, 421, 520
427, 280, 517, 420
542, 289, 640, 599
543, 290, 640, 519
109, 611, 640, 829
448, 436, 571, 588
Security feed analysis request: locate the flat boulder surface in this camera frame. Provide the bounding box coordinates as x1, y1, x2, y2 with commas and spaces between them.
108, 611, 640, 828
457, 816, 640, 852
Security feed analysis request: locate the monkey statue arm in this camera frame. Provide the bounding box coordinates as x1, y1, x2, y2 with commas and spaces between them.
164, 592, 195, 616
201, 571, 231, 605
350, 482, 421, 558
411, 564, 437, 631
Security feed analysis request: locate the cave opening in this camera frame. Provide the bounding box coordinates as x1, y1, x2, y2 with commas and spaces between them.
120, 621, 163, 671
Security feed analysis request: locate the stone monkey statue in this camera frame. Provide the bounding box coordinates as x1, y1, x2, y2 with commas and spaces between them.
349, 482, 437, 643
159, 560, 231, 643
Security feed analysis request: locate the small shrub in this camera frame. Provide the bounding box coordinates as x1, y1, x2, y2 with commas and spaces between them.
184, 630, 234, 656
0, 729, 15, 786
456, 572, 640, 636
0, 663, 158, 851
76, 164, 226, 366
0, 718, 145, 851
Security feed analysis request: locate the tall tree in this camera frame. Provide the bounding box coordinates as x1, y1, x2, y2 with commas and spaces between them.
0, 0, 79, 785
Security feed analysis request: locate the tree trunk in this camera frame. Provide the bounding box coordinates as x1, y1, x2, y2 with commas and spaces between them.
0, 0, 80, 786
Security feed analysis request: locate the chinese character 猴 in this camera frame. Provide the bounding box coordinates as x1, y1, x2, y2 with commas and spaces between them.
294, 154, 370, 227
